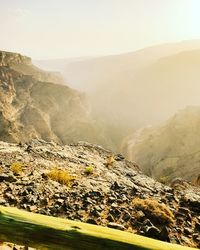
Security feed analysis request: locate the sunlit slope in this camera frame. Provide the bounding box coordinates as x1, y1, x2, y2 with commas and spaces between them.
123, 106, 200, 181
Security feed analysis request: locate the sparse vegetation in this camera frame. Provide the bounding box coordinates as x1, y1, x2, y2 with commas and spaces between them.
48, 167, 75, 186
84, 165, 94, 175
10, 162, 23, 175
159, 176, 169, 184
0, 166, 3, 174
105, 155, 115, 168
194, 174, 200, 186
132, 198, 174, 225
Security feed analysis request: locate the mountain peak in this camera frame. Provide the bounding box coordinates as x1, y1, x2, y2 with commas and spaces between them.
0, 50, 31, 67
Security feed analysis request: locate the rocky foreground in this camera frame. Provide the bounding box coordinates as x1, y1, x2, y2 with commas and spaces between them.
0, 140, 199, 249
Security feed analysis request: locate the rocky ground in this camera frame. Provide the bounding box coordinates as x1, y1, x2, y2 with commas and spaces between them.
0, 139, 199, 249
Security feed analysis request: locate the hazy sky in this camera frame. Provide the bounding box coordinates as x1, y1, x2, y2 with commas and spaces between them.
0, 0, 200, 59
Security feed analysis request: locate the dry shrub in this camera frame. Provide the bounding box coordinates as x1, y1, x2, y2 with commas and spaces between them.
105, 155, 115, 168
159, 176, 169, 184
0, 166, 3, 174
132, 198, 174, 225
48, 167, 75, 186
11, 162, 23, 175
193, 174, 200, 186
84, 165, 94, 175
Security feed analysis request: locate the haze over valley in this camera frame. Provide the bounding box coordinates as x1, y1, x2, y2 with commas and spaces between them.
36, 40, 200, 169
36, 40, 200, 127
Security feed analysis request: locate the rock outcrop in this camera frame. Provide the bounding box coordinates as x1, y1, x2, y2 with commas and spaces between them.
0, 50, 109, 147
0, 139, 199, 248
0, 50, 63, 84
0, 51, 31, 66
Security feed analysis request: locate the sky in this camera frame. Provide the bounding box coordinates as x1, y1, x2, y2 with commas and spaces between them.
0, 0, 200, 59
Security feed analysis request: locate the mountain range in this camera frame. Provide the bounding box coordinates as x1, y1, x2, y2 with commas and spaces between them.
36, 40, 200, 127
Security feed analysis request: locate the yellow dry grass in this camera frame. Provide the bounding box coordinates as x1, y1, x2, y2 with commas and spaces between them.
48, 167, 75, 186
132, 198, 174, 224
10, 162, 23, 175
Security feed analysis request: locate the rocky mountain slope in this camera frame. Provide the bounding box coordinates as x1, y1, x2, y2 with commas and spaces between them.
0, 139, 199, 248
0, 51, 63, 84
0, 50, 110, 148
122, 106, 200, 183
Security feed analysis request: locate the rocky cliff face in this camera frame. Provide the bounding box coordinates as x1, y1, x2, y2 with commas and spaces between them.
0, 140, 199, 248
0, 50, 63, 84
0, 51, 31, 66
123, 106, 200, 182
0, 51, 108, 146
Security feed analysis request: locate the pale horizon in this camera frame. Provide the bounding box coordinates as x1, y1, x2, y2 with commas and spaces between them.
1, 0, 200, 59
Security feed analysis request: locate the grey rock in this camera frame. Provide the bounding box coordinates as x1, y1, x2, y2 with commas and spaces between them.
159, 226, 170, 242
0, 173, 17, 182
115, 154, 125, 161
107, 222, 125, 231
57, 199, 64, 205
107, 214, 115, 222
86, 218, 98, 225
184, 227, 193, 235
195, 222, 200, 232
0, 198, 7, 204
144, 225, 160, 238
122, 211, 131, 222
91, 209, 101, 217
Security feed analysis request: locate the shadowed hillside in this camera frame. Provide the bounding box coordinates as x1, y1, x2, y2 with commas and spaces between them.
122, 106, 200, 183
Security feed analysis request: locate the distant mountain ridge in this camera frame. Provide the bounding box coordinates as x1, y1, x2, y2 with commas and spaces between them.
35, 40, 200, 91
